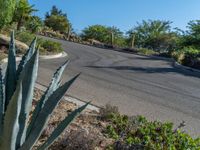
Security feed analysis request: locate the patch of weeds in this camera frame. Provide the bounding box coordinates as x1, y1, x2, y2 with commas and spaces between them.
99, 103, 119, 120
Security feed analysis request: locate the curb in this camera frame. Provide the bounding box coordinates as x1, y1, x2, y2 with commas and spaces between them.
1, 57, 22, 63
173, 61, 200, 74
39, 51, 68, 59
1, 52, 68, 63
35, 83, 100, 112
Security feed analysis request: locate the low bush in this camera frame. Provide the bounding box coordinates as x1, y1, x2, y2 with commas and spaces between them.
40, 40, 63, 54
137, 48, 158, 56
104, 112, 200, 150
171, 50, 185, 64
171, 47, 200, 67
15, 31, 63, 55
16, 31, 36, 45
100, 103, 120, 120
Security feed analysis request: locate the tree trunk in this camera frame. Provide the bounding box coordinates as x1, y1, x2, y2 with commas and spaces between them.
67, 26, 71, 41
17, 15, 23, 30
111, 32, 114, 46
131, 34, 135, 49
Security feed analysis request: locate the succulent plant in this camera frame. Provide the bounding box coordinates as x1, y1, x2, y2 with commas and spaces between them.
0, 31, 88, 150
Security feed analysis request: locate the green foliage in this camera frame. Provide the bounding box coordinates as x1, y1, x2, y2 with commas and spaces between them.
137, 48, 158, 56
81, 25, 108, 43
16, 31, 36, 45
127, 20, 178, 52
12, 0, 37, 30
44, 6, 70, 33
40, 40, 63, 54
25, 16, 43, 33
0, 32, 88, 150
171, 47, 200, 66
0, 0, 16, 30
15, 31, 63, 54
105, 113, 200, 150
180, 20, 200, 49
81, 25, 126, 47
182, 47, 200, 59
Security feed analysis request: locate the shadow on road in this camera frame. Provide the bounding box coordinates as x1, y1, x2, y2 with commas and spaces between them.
85, 65, 200, 78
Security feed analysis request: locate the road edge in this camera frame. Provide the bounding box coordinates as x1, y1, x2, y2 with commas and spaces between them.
1, 51, 68, 63
173, 61, 200, 74
35, 82, 100, 112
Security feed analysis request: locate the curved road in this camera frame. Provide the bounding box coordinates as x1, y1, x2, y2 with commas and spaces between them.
38, 37, 200, 137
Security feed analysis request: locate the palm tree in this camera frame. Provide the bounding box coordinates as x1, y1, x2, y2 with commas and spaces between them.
13, 0, 37, 30
127, 20, 174, 51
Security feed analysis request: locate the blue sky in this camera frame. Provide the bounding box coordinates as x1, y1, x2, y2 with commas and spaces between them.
29, 0, 200, 33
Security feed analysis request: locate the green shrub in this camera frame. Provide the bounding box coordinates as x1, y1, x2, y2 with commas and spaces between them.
105, 113, 200, 150
40, 40, 63, 54
15, 31, 63, 55
137, 48, 158, 55
171, 47, 200, 66
171, 50, 185, 64
182, 47, 200, 59
15, 31, 35, 45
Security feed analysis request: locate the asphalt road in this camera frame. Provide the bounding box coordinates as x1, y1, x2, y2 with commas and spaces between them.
37, 37, 200, 137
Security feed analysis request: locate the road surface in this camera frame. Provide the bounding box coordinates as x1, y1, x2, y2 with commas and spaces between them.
37, 37, 200, 137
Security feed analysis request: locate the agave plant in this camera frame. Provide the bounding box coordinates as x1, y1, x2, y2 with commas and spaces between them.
0, 31, 88, 150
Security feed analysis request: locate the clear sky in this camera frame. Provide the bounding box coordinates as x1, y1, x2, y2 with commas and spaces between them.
29, 0, 200, 33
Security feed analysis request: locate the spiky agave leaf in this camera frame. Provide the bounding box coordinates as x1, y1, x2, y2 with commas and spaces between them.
19, 74, 80, 150
5, 31, 17, 111
38, 102, 89, 150
16, 50, 39, 148
16, 37, 37, 79
0, 82, 22, 150
26, 60, 69, 137
0, 68, 4, 136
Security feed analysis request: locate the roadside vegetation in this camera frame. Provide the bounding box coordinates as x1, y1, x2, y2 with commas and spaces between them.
1, 0, 199, 68
0, 0, 63, 58
101, 105, 200, 150
15, 31, 63, 55
0, 1, 200, 149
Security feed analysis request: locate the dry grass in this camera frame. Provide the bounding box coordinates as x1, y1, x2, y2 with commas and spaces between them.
32, 89, 113, 150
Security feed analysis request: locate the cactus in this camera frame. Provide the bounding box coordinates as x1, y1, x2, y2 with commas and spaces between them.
0, 31, 88, 150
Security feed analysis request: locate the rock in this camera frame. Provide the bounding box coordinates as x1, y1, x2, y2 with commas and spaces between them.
0, 34, 29, 51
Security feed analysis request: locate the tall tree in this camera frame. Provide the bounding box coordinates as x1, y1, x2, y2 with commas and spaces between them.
45, 5, 66, 18
25, 16, 43, 33
81, 25, 109, 42
44, 6, 70, 33
13, 0, 37, 30
127, 20, 177, 52
180, 20, 200, 49
0, 0, 16, 30
81, 25, 126, 47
